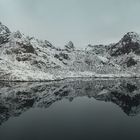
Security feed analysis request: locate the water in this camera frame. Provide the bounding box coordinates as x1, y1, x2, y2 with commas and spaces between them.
0, 78, 140, 140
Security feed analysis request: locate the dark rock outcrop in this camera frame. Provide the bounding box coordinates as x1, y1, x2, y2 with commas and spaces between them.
110, 32, 140, 56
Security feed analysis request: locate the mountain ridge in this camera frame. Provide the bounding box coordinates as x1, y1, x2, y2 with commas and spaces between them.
0, 22, 140, 81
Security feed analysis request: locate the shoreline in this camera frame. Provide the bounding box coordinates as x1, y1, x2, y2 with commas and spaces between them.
0, 74, 140, 82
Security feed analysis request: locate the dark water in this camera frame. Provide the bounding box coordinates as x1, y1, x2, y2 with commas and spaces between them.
0, 78, 140, 140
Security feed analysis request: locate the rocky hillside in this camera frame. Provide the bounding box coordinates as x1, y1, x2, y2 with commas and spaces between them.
0, 22, 140, 81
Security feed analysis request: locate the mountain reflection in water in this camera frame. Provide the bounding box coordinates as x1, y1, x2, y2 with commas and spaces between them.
0, 78, 140, 140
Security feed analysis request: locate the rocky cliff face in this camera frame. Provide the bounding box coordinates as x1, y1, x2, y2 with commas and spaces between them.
0, 22, 140, 81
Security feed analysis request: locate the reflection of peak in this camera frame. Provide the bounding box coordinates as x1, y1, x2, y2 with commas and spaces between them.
93, 79, 140, 116
111, 91, 140, 116
0, 79, 140, 125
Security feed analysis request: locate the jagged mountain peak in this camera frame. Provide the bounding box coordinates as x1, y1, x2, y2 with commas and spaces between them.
0, 22, 11, 45
0, 22, 11, 35
65, 41, 75, 51
110, 31, 140, 56
121, 32, 140, 43
124, 31, 139, 36
12, 30, 22, 39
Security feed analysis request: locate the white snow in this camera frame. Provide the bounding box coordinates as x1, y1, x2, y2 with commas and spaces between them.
0, 22, 140, 81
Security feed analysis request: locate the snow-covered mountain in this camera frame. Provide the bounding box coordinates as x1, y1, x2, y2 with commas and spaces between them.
0, 22, 140, 81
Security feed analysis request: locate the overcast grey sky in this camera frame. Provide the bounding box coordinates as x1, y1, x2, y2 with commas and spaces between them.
0, 0, 140, 47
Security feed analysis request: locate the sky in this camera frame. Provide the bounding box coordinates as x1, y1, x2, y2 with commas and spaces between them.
0, 0, 140, 48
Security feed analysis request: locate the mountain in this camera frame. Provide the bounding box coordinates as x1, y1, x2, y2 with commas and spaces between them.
0, 22, 140, 81
0, 22, 11, 44
0, 78, 140, 125
110, 32, 140, 56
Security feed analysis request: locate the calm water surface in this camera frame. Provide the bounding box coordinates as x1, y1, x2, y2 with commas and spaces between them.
0, 78, 140, 140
